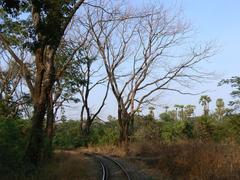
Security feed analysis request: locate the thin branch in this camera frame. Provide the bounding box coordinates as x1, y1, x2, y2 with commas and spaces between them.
0, 33, 34, 93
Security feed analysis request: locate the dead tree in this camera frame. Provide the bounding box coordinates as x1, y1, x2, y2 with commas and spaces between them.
0, 59, 21, 117
78, 53, 109, 136
80, 1, 215, 148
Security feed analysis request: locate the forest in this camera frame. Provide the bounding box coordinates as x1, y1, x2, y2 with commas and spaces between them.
0, 0, 240, 179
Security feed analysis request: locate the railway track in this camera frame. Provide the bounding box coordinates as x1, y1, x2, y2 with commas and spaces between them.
86, 153, 131, 180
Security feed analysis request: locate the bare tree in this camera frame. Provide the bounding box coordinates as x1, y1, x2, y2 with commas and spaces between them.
78, 53, 110, 136
0, 59, 21, 117
79, 1, 215, 149
55, 39, 110, 136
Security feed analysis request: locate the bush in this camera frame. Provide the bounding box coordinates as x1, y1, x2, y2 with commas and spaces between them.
96, 124, 119, 145
159, 120, 193, 142
130, 141, 240, 180
221, 115, 240, 143
53, 114, 240, 148
53, 120, 83, 149
53, 120, 119, 148
134, 122, 161, 142
182, 120, 194, 138
194, 116, 217, 141
160, 112, 174, 122
0, 117, 30, 175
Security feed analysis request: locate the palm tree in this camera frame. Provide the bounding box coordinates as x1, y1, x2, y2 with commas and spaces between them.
178, 105, 185, 120
215, 98, 225, 120
168, 110, 177, 120
174, 104, 182, 120
199, 95, 212, 116
174, 105, 179, 120
184, 105, 196, 119
163, 106, 169, 113
148, 106, 155, 118
136, 108, 142, 116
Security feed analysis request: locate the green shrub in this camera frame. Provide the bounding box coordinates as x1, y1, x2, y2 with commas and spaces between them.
160, 121, 186, 141
222, 115, 240, 143
53, 120, 119, 148
53, 120, 83, 149
134, 124, 161, 142
0, 117, 30, 174
182, 120, 194, 138
53, 115, 240, 148
97, 126, 119, 145
160, 112, 174, 122
193, 116, 221, 142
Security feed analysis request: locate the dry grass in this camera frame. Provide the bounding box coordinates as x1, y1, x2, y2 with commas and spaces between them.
128, 141, 240, 180
81, 141, 240, 179
12, 151, 99, 180
80, 144, 127, 157
62, 141, 240, 179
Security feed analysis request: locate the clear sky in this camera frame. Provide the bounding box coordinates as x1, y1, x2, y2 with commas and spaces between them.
65, 0, 240, 120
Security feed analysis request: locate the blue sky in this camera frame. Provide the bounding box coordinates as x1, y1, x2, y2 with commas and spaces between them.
161, 0, 240, 114
65, 0, 240, 119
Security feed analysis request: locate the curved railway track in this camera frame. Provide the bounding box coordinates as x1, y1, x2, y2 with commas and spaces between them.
87, 153, 131, 180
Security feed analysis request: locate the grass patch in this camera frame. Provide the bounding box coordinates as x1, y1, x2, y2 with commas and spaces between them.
129, 141, 240, 179
2, 151, 98, 180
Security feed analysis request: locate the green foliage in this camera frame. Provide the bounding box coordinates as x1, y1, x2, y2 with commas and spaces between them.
193, 116, 217, 141
134, 115, 194, 142
1, 113, 238, 177
182, 120, 194, 138
0, 100, 11, 117
160, 121, 191, 142
148, 106, 155, 118
133, 114, 240, 144
93, 121, 119, 145
215, 98, 225, 120
53, 120, 119, 148
1, 0, 83, 51
0, 117, 30, 174
134, 118, 161, 141
221, 115, 240, 143
144, 114, 155, 122
184, 105, 196, 119
0, 99, 19, 118
199, 95, 211, 116
1, 113, 238, 178
53, 120, 82, 149
160, 112, 173, 122
219, 77, 240, 111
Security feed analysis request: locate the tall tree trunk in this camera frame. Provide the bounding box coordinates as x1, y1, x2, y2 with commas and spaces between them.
45, 90, 54, 158
79, 105, 90, 146
81, 96, 91, 136
118, 109, 132, 154
24, 46, 55, 166
119, 121, 129, 143
46, 90, 54, 139
24, 104, 46, 166
79, 106, 84, 133
82, 118, 92, 136
204, 106, 209, 116
129, 115, 134, 136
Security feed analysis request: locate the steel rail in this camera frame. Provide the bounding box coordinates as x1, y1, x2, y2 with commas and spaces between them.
86, 153, 131, 180
101, 154, 132, 180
